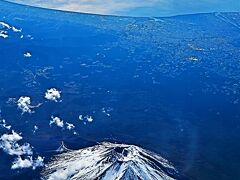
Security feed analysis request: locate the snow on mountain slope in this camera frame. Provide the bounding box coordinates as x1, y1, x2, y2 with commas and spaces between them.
42, 142, 180, 180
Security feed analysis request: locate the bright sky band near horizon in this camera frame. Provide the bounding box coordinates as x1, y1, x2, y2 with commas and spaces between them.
5, 0, 240, 17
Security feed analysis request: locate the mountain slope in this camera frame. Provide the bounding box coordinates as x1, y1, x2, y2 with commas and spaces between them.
42, 142, 181, 180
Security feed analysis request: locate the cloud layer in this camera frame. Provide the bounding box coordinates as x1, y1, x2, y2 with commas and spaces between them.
7, 0, 240, 17
8, 0, 159, 15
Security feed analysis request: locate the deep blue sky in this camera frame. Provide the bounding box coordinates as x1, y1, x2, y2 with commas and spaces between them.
6, 0, 240, 17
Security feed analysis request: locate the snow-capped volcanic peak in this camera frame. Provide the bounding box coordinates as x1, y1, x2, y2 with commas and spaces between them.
42, 142, 180, 180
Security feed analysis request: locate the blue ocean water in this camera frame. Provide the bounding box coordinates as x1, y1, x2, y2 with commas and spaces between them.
0, 1, 240, 179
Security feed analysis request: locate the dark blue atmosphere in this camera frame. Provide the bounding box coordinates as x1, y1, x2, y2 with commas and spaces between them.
0, 1, 240, 179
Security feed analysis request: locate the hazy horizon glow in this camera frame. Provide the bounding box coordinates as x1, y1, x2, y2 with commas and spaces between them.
6, 0, 240, 17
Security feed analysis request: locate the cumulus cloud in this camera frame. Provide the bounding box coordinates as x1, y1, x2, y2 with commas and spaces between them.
0, 130, 33, 156
24, 52, 32, 58
50, 116, 76, 133
79, 114, 93, 124
11, 156, 44, 170
0, 119, 11, 130
17, 96, 32, 114
0, 129, 44, 170
11, 156, 33, 169
45, 88, 61, 102
66, 122, 75, 130
1, 130, 22, 142
0, 31, 8, 38
86, 115, 93, 122
0, 21, 21, 39
50, 116, 64, 128
16, 96, 41, 114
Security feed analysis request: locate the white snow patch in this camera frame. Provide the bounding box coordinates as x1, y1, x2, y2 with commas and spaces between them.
45, 88, 61, 102
33, 156, 45, 169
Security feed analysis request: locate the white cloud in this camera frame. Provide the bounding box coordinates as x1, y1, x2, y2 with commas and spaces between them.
0, 22, 11, 29
11, 156, 33, 169
0, 128, 44, 170
17, 96, 32, 114
50, 117, 76, 132
0, 21, 22, 35
12, 26, 22, 32
102, 108, 111, 117
66, 122, 75, 130
32, 156, 44, 169
0, 31, 8, 38
189, 56, 199, 61
78, 115, 83, 121
78, 114, 94, 123
0, 119, 11, 130
86, 115, 93, 122
11, 156, 44, 170
1, 130, 22, 142
33, 125, 38, 134
50, 116, 64, 128
16, 96, 41, 114
0, 130, 33, 156
24, 52, 32, 58
45, 88, 61, 102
